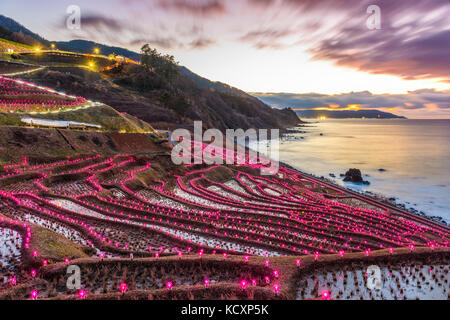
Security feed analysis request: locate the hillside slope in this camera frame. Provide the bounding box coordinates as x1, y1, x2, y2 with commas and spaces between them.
0, 34, 34, 52
17, 63, 300, 132
0, 104, 157, 133
0, 15, 49, 47
0, 15, 300, 132
55, 40, 141, 61
0, 126, 164, 165
0, 64, 158, 134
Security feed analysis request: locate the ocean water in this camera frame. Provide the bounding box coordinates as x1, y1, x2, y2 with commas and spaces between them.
255, 119, 450, 224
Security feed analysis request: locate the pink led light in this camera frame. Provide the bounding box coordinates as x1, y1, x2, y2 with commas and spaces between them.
78, 289, 86, 299
321, 291, 330, 300
0, 141, 446, 279
30, 290, 38, 300
273, 284, 280, 295
166, 281, 173, 290
119, 283, 127, 294
240, 280, 247, 290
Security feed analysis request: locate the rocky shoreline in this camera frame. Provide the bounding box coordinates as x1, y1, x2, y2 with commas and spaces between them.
246, 127, 448, 228
279, 161, 449, 227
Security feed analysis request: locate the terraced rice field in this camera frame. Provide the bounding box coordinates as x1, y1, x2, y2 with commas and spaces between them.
0, 227, 22, 285
296, 255, 449, 300
0, 149, 448, 300
0, 75, 88, 113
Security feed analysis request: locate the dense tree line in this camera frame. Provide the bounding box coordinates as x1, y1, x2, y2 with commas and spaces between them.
141, 44, 179, 83
0, 25, 40, 47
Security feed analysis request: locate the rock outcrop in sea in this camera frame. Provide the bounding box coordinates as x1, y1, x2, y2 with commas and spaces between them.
343, 168, 370, 185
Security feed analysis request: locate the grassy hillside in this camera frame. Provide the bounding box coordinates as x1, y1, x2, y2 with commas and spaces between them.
0, 126, 165, 165
179, 66, 248, 97
0, 59, 158, 134
16, 62, 300, 132
0, 104, 158, 134
0, 37, 33, 52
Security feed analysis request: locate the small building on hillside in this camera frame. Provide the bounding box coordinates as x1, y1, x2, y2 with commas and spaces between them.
21, 117, 102, 130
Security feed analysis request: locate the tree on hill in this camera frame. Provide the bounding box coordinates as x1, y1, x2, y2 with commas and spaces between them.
0, 15, 49, 47
141, 44, 179, 82
0, 26, 38, 47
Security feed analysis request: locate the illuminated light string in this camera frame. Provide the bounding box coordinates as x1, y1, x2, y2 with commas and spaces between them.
3, 176, 446, 258
73, 191, 288, 254
149, 173, 446, 252
168, 167, 444, 251
0, 76, 88, 113
0, 152, 446, 296
26, 194, 262, 256
63, 195, 282, 252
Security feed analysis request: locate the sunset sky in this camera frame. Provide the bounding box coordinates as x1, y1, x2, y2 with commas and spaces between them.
2, 0, 450, 118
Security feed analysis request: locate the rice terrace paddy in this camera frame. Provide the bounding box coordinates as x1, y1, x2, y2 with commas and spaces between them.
0, 149, 448, 300
0, 5, 448, 304
0, 75, 88, 113
0, 71, 448, 300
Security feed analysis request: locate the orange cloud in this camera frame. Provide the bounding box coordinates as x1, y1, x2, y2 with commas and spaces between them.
424, 103, 439, 111
345, 104, 360, 111
310, 104, 361, 111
